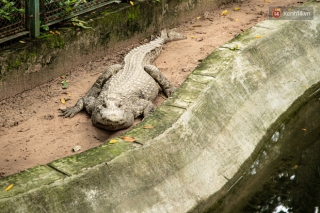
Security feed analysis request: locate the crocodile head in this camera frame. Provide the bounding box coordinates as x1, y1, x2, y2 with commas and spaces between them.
92, 96, 134, 130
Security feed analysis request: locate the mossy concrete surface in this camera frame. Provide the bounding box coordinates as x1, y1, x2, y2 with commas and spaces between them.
1, 2, 320, 213
0, 0, 227, 101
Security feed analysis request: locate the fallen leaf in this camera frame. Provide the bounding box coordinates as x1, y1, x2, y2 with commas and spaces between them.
254, 35, 262, 38
229, 44, 239, 51
55, 31, 60, 35
190, 36, 195, 39
302, 128, 307, 131
49, 31, 55, 34
61, 80, 69, 89
228, 33, 232, 36
220, 10, 229, 16
293, 165, 299, 169
61, 98, 66, 104
235, 18, 239, 22
233, 7, 241, 11
68, 93, 72, 97
61, 74, 66, 79
130, 1, 134, 5
19, 40, 26, 43
5, 184, 14, 191
109, 139, 118, 144
121, 136, 136, 142
196, 16, 201, 20
265, 0, 269, 2
143, 126, 154, 129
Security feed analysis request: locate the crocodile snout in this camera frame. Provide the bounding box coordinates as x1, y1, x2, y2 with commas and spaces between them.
101, 113, 124, 124
99, 108, 125, 125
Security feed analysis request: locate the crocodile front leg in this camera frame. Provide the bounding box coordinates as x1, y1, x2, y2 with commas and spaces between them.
61, 64, 122, 117
133, 99, 155, 118
144, 65, 176, 97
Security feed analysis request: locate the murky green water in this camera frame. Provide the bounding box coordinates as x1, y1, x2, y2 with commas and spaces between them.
208, 90, 320, 213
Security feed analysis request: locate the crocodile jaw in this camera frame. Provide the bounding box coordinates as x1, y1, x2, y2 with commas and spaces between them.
92, 108, 134, 130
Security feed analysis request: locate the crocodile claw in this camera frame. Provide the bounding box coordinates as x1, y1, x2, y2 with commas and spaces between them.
60, 107, 80, 118
164, 86, 176, 97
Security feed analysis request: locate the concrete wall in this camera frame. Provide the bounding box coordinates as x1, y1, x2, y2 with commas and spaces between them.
1, 1, 320, 213
0, 0, 229, 100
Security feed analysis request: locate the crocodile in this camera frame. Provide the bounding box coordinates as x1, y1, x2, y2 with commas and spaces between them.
61, 29, 186, 130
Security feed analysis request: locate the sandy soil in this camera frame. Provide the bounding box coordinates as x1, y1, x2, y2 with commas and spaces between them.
0, 0, 307, 177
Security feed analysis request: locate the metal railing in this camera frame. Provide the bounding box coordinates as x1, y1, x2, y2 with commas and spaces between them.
0, 0, 27, 41
0, 0, 117, 43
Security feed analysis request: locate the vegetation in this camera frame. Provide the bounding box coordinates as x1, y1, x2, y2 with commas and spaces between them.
0, 0, 24, 21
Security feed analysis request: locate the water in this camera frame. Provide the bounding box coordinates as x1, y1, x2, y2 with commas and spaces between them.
208, 91, 320, 213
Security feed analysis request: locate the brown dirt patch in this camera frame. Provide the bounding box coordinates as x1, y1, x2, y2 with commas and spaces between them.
0, 0, 307, 177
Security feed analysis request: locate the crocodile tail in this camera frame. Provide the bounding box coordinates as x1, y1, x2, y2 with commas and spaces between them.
161, 29, 187, 43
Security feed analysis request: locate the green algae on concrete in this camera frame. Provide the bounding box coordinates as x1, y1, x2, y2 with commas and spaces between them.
0, 165, 65, 199
49, 141, 134, 176
165, 73, 214, 108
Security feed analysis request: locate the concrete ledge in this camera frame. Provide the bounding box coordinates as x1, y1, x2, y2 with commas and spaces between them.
1, 2, 320, 213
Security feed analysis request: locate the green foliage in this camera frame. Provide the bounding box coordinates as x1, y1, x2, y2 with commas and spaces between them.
41, 24, 50, 31
59, 0, 86, 20
0, 0, 24, 21
57, 0, 93, 30
70, 16, 94, 30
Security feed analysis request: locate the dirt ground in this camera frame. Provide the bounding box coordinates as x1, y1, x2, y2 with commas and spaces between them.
0, 0, 307, 177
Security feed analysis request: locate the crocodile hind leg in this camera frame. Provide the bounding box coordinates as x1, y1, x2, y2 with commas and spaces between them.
144, 65, 176, 97
61, 64, 122, 117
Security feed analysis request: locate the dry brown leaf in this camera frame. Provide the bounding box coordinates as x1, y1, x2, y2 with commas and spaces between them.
130, 1, 134, 5
61, 98, 66, 104
233, 7, 241, 11
143, 126, 154, 129
68, 93, 72, 97
49, 31, 55, 34
196, 16, 201, 20
121, 136, 136, 142
254, 35, 262, 38
302, 128, 307, 131
55, 31, 60, 35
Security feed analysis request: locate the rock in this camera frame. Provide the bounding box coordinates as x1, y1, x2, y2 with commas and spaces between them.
59, 105, 67, 110
72, 145, 82, 152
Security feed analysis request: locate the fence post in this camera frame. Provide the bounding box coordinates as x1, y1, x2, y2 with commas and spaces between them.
26, 0, 40, 37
